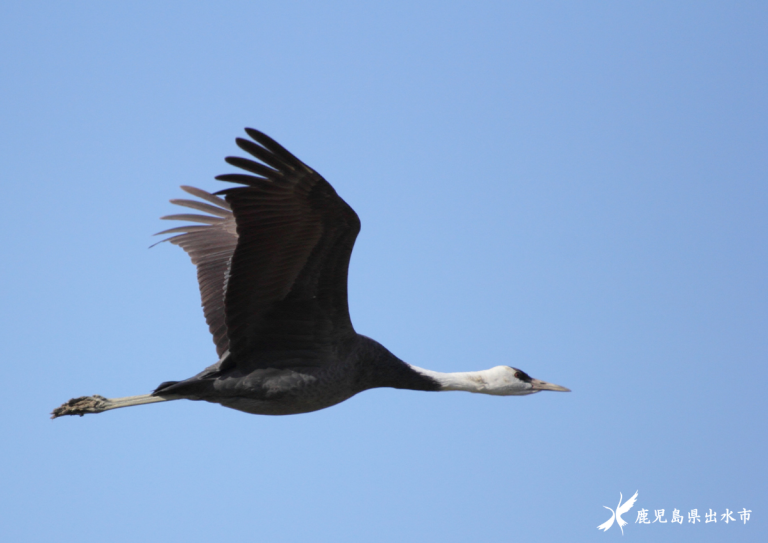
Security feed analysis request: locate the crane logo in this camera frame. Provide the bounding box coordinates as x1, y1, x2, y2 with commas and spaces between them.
598, 491, 639, 535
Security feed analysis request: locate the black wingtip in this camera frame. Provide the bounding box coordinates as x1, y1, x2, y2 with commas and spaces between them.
224, 156, 245, 169
241, 129, 314, 173
245, 128, 285, 150
242, 129, 276, 153
244, 127, 266, 140
233, 136, 295, 172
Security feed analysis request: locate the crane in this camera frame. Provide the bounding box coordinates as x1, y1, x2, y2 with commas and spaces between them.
52, 129, 569, 419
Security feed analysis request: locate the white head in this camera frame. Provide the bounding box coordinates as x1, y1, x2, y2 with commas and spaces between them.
479, 366, 571, 396
410, 364, 570, 396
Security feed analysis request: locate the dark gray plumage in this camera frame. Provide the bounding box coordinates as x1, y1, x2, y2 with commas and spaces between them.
52, 129, 568, 420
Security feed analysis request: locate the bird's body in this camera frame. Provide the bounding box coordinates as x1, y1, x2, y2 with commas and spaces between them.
52, 129, 568, 419
155, 335, 439, 416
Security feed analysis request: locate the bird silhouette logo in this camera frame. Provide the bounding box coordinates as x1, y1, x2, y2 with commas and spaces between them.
597, 491, 639, 535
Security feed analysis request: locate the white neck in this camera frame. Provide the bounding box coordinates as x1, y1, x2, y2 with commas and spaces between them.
409, 365, 526, 396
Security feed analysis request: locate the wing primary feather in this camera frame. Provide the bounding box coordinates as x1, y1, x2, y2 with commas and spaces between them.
160, 213, 225, 224
214, 173, 271, 186
180, 185, 231, 210
169, 198, 231, 217
224, 156, 283, 180
154, 225, 212, 236
243, 128, 313, 172
235, 137, 294, 172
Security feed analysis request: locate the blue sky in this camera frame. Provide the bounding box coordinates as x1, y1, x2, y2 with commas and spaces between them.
1, 2, 765, 542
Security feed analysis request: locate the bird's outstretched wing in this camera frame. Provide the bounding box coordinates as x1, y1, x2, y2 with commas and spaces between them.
159, 129, 361, 370
597, 507, 615, 532
156, 186, 237, 358
616, 491, 639, 527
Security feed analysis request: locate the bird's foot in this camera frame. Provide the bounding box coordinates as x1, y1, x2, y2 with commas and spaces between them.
51, 395, 110, 419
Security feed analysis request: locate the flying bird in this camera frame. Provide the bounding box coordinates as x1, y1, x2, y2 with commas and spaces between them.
52, 129, 569, 419
597, 491, 639, 534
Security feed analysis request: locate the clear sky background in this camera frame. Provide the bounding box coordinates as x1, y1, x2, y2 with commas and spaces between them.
1, 2, 765, 542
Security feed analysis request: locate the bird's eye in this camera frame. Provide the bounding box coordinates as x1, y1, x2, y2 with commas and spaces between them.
514, 370, 532, 382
